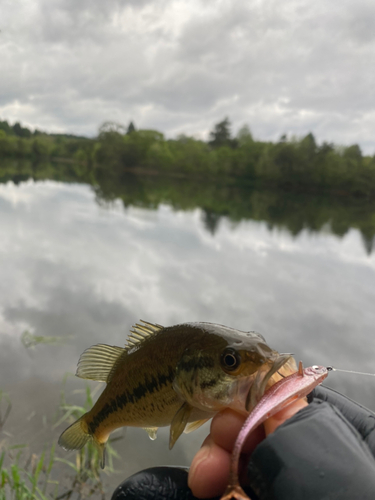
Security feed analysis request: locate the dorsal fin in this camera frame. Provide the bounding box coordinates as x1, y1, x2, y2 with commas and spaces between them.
125, 320, 164, 350
76, 344, 125, 382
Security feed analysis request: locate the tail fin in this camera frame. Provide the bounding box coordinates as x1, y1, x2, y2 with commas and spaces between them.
58, 415, 107, 469
58, 415, 90, 451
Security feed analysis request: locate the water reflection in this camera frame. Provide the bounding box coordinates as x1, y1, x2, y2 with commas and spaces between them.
0, 175, 375, 495
92, 171, 375, 254
1, 158, 375, 252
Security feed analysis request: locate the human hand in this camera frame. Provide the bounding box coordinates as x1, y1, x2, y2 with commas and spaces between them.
111, 386, 375, 500
189, 385, 375, 499
188, 398, 307, 498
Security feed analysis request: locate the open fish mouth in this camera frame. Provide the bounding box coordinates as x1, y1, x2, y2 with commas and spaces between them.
245, 353, 294, 411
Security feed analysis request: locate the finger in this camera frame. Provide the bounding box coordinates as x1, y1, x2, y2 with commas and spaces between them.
188, 410, 266, 498
188, 436, 231, 498
210, 408, 265, 454
264, 399, 308, 435
188, 401, 308, 498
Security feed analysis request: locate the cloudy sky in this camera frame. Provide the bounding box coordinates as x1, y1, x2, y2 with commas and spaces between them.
2, 0, 375, 152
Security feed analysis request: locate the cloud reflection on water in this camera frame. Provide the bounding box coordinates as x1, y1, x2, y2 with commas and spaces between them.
0, 179, 374, 488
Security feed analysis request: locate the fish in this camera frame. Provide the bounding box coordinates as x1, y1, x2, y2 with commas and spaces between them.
58, 320, 296, 468
220, 362, 329, 500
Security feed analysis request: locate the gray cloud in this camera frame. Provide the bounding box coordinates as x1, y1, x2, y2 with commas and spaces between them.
1, 0, 375, 151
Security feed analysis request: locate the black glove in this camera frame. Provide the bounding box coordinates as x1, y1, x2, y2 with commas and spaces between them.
110, 466, 213, 500
111, 386, 375, 500
248, 385, 375, 499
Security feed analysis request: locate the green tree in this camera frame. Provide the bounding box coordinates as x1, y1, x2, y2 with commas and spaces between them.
95, 123, 126, 165
299, 133, 317, 158
236, 125, 253, 147
99, 121, 127, 135
0, 120, 14, 135
237, 140, 266, 177
31, 136, 53, 157
343, 144, 362, 167
17, 137, 33, 156
209, 117, 236, 149
13, 122, 32, 138
127, 121, 136, 134
210, 146, 238, 174
168, 136, 211, 173
0, 130, 17, 155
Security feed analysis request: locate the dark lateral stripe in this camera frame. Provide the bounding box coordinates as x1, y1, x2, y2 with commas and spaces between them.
178, 356, 215, 373
88, 365, 175, 434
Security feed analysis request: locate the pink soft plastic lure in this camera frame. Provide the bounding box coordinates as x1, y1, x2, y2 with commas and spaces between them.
221, 362, 329, 500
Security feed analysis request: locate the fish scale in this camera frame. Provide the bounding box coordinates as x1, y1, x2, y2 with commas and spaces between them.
58, 320, 297, 468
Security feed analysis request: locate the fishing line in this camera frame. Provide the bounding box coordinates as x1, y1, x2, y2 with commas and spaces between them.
327, 366, 375, 377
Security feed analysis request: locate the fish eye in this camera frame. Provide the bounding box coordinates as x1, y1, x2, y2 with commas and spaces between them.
221, 348, 241, 371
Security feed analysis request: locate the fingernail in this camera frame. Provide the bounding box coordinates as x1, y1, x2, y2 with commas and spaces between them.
188, 445, 210, 487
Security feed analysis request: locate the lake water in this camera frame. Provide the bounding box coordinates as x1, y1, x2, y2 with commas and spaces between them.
1, 175, 375, 496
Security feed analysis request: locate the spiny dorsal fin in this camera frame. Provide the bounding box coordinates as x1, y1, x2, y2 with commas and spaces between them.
76, 344, 125, 382
125, 320, 164, 350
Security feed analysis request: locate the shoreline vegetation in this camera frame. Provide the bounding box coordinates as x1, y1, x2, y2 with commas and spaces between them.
1, 117, 375, 199
1, 117, 375, 253
0, 382, 116, 500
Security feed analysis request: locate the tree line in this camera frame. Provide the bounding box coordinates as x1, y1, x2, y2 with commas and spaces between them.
1, 117, 375, 198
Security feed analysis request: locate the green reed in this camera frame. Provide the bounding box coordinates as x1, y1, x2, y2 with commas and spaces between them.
21, 331, 73, 350
0, 380, 121, 499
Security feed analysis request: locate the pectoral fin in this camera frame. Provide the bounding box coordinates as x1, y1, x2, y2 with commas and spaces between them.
169, 402, 193, 449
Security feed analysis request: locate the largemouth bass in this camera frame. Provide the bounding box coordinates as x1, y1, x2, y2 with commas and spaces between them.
58, 320, 296, 467
221, 362, 329, 500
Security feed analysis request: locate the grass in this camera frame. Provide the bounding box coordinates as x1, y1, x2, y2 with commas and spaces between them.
21, 331, 73, 350
0, 445, 58, 500
0, 380, 121, 499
